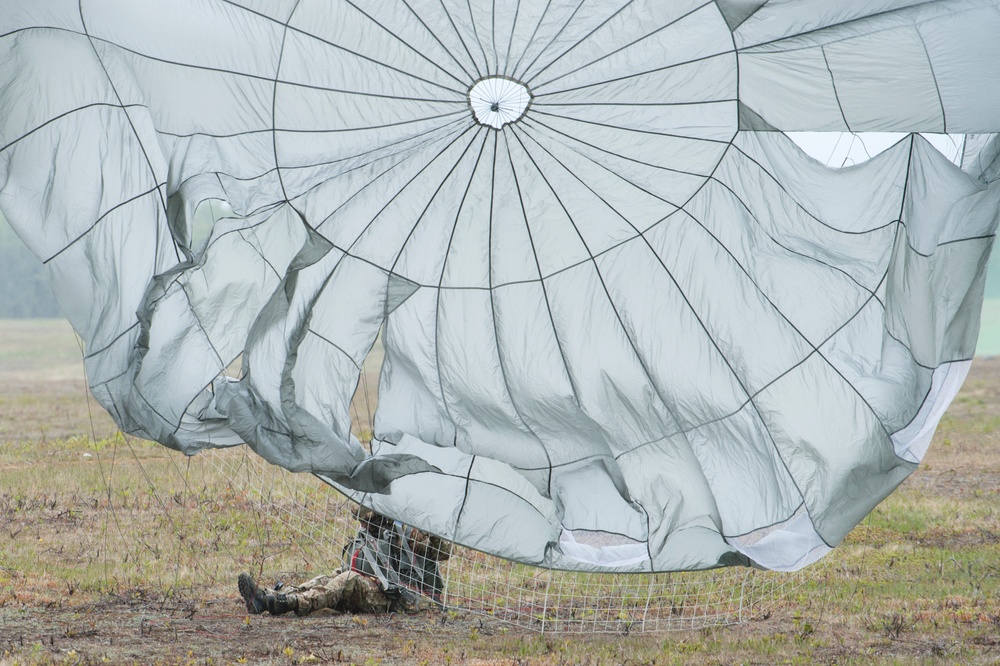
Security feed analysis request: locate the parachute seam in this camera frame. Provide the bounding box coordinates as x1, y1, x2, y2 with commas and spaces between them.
271, 0, 301, 204
71, 30, 468, 104
83, 322, 140, 361
723, 500, 807, 540
316, 124, 480, 241
512, 125, 736, 526
77, 1, 175, 266
434, 0, 485, 80
730, 142, 906, 236
508, 0, 555, 79
502, 0, 521, 77
382, 128, 485, 293
530, 109, 732, 145
820, 47, 851, 132
326, 124, 478, 274
176, 116, 469, 219
530, 1, 717, 91
524, 0, 639, 85
706, 176, 885, 309
155, 109, 467, 140
461, 0, 492, 76
738, 1, 946, 51
514, 0, 586, 82
531, 51, 735, 100
535, 99, 738, 108
176, 283, 228, 370
0, 102, 145, 155
306, 329, 362, 372
486, 132, 556, 496
452, 456, 477, 538
503, 129, 598, 440
398, 0, 479, 82
522, 115, 708, 182
218, 0, 468, 96
676, 189, 897, 440
431, 133, 493, 432
913, 27, 947, 133
42, 184, 163, 265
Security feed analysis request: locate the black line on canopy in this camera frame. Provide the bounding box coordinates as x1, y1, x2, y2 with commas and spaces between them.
219, 0, 467, 96
914, 27, 948, 133
236, 227, 283, 280
723, 502, 808, 541
166, 116, 470, 227
307, 329, 362, 371
511, 126, 708, 489
156, 109, 466, 140
78, 1, 175, 267
77, 32, 466, 105
821, 46, 851, 132
272, 1, 301, 204
513, 0, 585, 82
283, 116, 471, 176
285, 121, 477, 220
526, 0, 643, 85
178, 283, 228, 369
0, 102, 146, 154
487, 131, 555, 497
452, 455, 478, 535
530, 109, 732, 144
436, 0, 485, 80
534, 99, 738, 108
504, 127, 598, 458
42, 184, 162, 265
706, 176, 885, 308
738, 1, 947, 51
432, 133, 492, 429
522, 115, 708, 182
463, 0, 493, 76
0, 23, 457, 101
678, 201, 896, 441
381, 126, 485, 309
399, 0, 478, 82
502, 0, 522, 77
508, 0, 554, 80
490, 0, 499, 73
336, 0, 470, 88
529, 1, 715, 90
730, 142, 904, 236
517, 118, 829, 547
332, 125, 482, 257
531, 50, 734, 99
83, 322, 141, 361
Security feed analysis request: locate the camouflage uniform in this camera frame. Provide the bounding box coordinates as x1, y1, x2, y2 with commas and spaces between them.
238, 507, 449, 616
284, 568, 392, 615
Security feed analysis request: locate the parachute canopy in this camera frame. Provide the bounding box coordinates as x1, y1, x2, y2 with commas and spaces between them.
2, 0, 999, 573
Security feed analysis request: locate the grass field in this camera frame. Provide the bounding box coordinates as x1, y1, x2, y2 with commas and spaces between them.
0, 319, 998, 665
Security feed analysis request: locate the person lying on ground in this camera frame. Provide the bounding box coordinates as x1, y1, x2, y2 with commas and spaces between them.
237, 506, 451, 616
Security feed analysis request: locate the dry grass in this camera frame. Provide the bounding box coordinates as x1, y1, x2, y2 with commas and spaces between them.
0, 319, 998, 664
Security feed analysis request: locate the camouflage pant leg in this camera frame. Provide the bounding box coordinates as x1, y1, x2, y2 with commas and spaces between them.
289, 573, 347, 615
338, 571, 391, 614
290, 571, 390, 615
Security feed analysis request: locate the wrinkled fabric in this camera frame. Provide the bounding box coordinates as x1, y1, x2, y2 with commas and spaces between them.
1, 1, 998, 572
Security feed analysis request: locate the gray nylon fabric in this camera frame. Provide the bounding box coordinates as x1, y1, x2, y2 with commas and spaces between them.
1, 0, 998, 572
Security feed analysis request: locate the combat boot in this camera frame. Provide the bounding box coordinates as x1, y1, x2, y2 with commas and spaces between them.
266, 592, 298, 615
237, 572, 267, 614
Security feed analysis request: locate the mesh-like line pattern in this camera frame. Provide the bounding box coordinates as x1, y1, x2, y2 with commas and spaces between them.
191, 445, 813, 633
